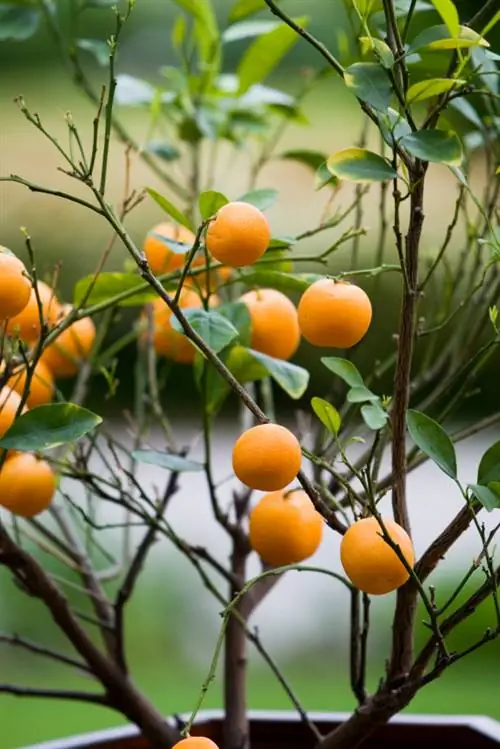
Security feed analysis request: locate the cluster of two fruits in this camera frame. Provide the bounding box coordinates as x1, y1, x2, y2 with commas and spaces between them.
143, 201, 373, 364
0, 248, 96, 518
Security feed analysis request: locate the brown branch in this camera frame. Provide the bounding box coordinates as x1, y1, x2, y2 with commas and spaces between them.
0, 632, 90, 673
387, 166, 426, 685
411, 565, 500, 681
0, 522, 179, 747
0, 685, 110, 704
114, 467, 182, 672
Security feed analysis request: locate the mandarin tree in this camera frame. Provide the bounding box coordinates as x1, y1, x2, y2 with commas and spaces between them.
0, 1, 499, 749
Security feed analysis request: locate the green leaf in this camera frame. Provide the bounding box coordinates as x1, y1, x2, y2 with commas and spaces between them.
406, 409, 457, 479
448, 98, 483, 129
468, 484, 500, 512
430, 0, 459, 39
344, 62, 392, 111
115, 74, 155, 106
409, 24, 489, 52
222, 19, 279, 43
240, 270, 320, 294
76, 39, 109, 66
132, 450, 203, 472
237, 188, 278, 211
477, 441, 500, 486
171, 309, 239, 354
0, 5, 40, 40
327, 147, 397, 183
74, 273, 156, 308
280, 149, 328, 172
146, 188, 194, 232
229, 0, 274, 21
170, 0, 219, 64
361, 402, 389, 430
198, 190, 229, 220
237, 17, 307, 94
401, 130, 462, 165
406, 77, 466, 104
380, 108, 412, 147
321, 357, 364, 388
216, 301, 252, 347
230, 348, 309, 398
0, 404, 102, 452
145, 141, 181, 162
254, 248, 293, 273
359, 36, 394, 68
315, 161, 340, 191
346, 386, 379, 403
311, 396, 341, 436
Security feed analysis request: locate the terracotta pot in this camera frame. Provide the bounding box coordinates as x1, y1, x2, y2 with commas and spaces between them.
20, 709, 500, 749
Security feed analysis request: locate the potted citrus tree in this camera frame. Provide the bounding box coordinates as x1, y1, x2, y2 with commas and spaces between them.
1, 0, 500, 748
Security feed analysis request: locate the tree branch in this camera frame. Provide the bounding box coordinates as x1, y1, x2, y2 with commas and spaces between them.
0, 685, 110, 704
0, 632, 90, 673
114, 467, 182, 672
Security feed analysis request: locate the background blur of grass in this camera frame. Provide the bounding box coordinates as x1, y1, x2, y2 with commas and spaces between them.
1, 1, 500, 747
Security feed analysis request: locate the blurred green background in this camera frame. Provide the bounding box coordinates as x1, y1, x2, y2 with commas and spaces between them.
1, 1, 500, 747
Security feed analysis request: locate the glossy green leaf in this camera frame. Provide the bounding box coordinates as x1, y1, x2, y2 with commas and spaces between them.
132, 450, 204, 472
406, 409, 457, 479
229, 347, 309, 399
406, 77, 466, 104
344, 62, 392, 111
171, 309, 239, 353
468, 483, 500, 512
361, 402, 389, 430
240, 270, 321, 294
346, 386, 379, 403
448, 98, 483, 129
146, 188, 194, 232
321, 357, 365, 388
76, 39, 109, 66
311, 397, 341, 436
216, 301, 252, 347
280, 149, 328, 172
0, 5, 40, 41
0, 404, 102, 452
327, 148, 397, 183
222, 19, 279, 43
380, 108, 412, 147
359, 37, 394, 68
477, 440, 500, 486
237, 17, 308, 94
409, 24, 489, 52
401, 130, 462, 165
229, 0, 276, 22
238, 188, 278, 211
198, 190, 229, 220
315, 161, 340, 191
74, 273, 156, 308
430, 0, 459, 39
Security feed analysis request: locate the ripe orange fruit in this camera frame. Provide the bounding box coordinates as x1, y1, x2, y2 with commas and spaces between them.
0, 453, 56, 517
232, 423, 302, 491
340, 516, 415, 595
172, 738, 219, 749
7, 359, 55, 408
0, 249, 32, 321
241, 288, 300, 360
6, 280, 62, 342
298, 279, 372, 348
249, 489, 323, 566
0, 387, 27, 439
206, 202, 271, 268
41, 307, 96, 378
144, 222, 198, 275
145, 289, 203, 364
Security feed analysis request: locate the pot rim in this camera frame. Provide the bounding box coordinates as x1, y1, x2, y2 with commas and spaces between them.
19, 709, 500, 749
